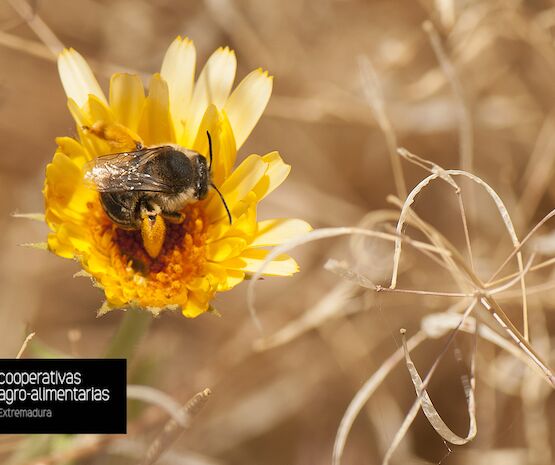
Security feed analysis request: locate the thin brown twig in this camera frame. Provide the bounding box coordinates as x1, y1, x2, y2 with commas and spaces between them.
496, 280, 555, 300
0, 29, 145, 78
386, 195, 477, 292
332, 331, 428, 465
487, 208, 555, 284
457, 192, 475, 272
518, 112, 555, 224
382, 299, 478, 464
141, 388, 212, 465
393, 151, 531, 342
423, 20, 473, 174
358, 55, 407, 199
486, 256, 555, 288
326, 260, 475, 297
16, 332, 35, 359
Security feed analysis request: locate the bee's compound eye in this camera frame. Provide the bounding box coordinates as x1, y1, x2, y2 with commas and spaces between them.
193, 155, 209, 199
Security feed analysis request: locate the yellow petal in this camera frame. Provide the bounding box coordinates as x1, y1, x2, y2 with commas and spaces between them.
85, 248, 112, 275
222, 249, 299, 276
67, 97, 92, 127
58, 48, 107, 107
251, 219, 312, 247
109, 73, 145, 132
225, 193, 258, 236
45, 152, 85, 208
187, 276, 212, 293
55, 137, 91, 166
47, 220, 92, 261
253, 151, 291, 201
160, 37, 196, 141
206, 192, 257, 242
183, 47, 237, 146
206, 237, 248, 262
47, 233, 74, 259
219, 269, 245, 291
67, 99, 111, 157
44, 145, 97, 233
205, 155, 267, 221
182, 292, 210, 318
204, 262, 227, 281
58, 222, 93, 253
84, 94, 114, 123
138, 74, 175, 145
218, 155, 266, 199
71, 94, 118, 157
104, 285, 128, 309
224, 68, 273, 149
191, 105, 237, 186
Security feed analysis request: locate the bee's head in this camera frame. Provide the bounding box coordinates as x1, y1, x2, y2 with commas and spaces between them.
149, 148, 209, 200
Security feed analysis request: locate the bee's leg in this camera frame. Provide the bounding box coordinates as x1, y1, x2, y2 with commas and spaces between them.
162, 211, 186, 224
82, 121, 143, 151
139, 203, 166, 259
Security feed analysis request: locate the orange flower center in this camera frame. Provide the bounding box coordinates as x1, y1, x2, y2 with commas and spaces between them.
87, 198, 210, 307
113, 206, 207, 275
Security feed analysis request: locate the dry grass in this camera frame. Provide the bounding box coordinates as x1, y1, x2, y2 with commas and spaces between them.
3, 0, 555, 464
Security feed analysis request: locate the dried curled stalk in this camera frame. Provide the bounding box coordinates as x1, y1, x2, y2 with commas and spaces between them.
248, 146, 555, 464
139, 388, 212, 465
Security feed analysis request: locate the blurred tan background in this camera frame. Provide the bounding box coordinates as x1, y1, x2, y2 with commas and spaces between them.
2, 0, 555, 464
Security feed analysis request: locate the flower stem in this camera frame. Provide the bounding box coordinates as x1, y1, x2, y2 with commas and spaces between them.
105, 308, 152, 360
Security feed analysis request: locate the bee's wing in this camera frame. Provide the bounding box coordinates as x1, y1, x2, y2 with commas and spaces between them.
83, 146, 175, 193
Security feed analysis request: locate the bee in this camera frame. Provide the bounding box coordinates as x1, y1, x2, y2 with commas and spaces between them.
84, 132, 231, 259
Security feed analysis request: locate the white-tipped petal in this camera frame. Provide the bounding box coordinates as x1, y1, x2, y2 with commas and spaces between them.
57, 48, 107, 107
224, 69, 273, 149
160, 37, 196, 140
183, 47, 237, 146
251, 219, 312, 247
223, 249, 299, 276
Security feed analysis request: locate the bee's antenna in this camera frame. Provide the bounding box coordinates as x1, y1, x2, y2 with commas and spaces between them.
211, 183, 232, 224
206, 131, 230, 224
206, 130, 213, 170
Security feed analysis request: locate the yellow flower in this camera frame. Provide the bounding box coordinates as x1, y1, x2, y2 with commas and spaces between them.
43, 37, 311, 317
